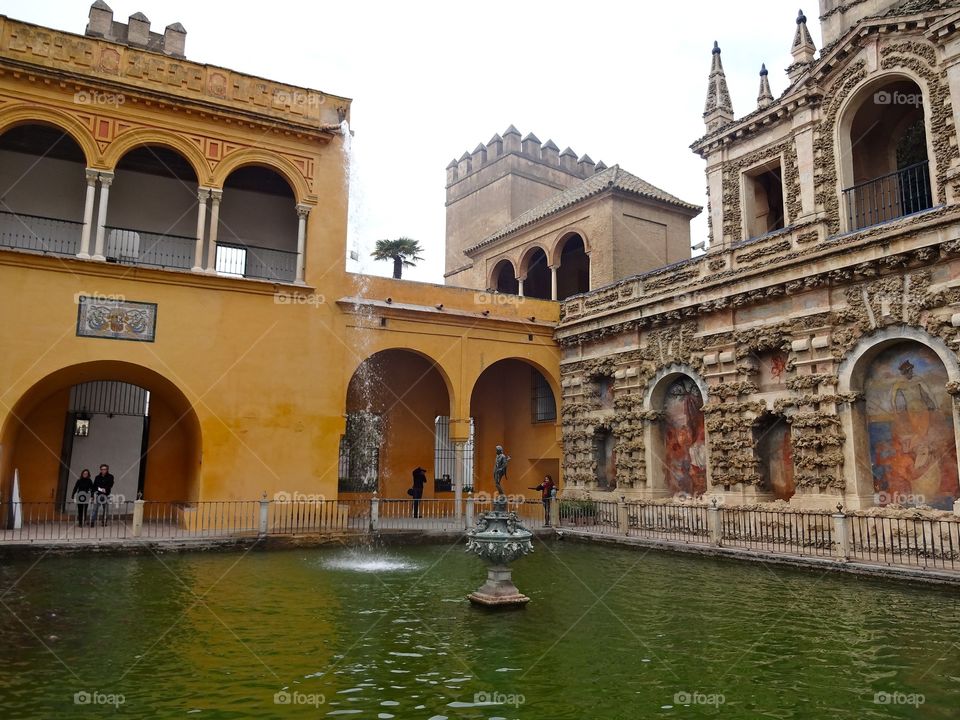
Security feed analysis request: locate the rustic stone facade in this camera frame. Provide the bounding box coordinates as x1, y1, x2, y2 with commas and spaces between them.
556, 1, 960, 511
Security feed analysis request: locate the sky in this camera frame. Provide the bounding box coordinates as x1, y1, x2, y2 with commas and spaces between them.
5, 1, 823, 284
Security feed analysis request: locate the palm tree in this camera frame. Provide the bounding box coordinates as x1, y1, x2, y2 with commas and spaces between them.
370, 237, 424, 279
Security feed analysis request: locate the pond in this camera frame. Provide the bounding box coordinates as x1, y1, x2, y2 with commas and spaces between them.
0, 539, 957, 718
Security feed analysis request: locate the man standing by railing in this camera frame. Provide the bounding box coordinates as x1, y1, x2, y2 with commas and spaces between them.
89, 464, 114, 527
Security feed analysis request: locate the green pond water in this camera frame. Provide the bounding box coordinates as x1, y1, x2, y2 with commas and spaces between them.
0, 539, 958, 719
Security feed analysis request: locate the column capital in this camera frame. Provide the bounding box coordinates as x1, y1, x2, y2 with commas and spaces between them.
296, 203, 312, 219
98, 171, 115, 187
209, 187, 223, 202
84, 168, 99, 184
197, 186, 212, 201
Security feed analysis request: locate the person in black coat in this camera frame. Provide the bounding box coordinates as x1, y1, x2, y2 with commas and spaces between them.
410, 467, 427, 518
71, 469, 94, 527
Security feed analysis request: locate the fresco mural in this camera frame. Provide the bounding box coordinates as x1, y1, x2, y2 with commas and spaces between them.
662, 377, 707, 496
865, 342, 959, 509
755, 415, 795, 501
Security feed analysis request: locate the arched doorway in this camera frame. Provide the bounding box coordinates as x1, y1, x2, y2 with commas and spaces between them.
469, 359, 559, 497
521, 247, 551, 299
654, 375, 707, 497
861, 341, 959, 508
217, 165, 299, 282
1, 361, 202, 517
108, 145, 200, 268
840, 76, 932, 230
556, 233, 590, 300
343, 350, 452, 497
491, 258, 518, 294
0, 123, 87, 255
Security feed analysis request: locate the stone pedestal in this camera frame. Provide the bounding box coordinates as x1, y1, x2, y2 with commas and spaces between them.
468, 564, 530, 607
465, 495, 533, 608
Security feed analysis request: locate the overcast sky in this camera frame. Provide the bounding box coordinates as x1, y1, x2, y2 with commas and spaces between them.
6, 1, 822, 284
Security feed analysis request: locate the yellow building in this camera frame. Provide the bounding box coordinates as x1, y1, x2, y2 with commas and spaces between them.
0, 5, 561, 513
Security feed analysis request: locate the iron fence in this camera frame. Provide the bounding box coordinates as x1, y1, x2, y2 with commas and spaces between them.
557, 499, 620, 534
847, 513, 960, 571
628, 502, 710, 543
720, 507, 835, 557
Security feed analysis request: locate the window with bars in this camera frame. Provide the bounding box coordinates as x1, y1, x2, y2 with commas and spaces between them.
434, 416, 475, 492
337, 412, 382, 492
531, 368, 556, 422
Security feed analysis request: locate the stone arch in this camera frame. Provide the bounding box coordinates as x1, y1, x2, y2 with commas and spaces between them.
212, 148, 311, 204
549, 226, 591, 267
644, 363, 710, 409
517, 245, 550, 299
837, 325, 960, 509
517, 244, 550, 278
489, 258, 518, 294
468, 356, 561, 495
0, 104, 99, 167
834, 69, 937, 232
343, 348, 455, 496
345, 346, 456, 418
0, 360, 202, 507
102, 128, 212, 184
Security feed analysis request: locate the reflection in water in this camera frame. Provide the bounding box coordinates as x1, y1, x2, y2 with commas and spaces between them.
0, 542, 958, 718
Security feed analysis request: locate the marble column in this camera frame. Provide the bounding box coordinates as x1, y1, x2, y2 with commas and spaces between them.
192, 187, 210, 272
77, 169, 99, 259
205, 189, 222, 274
295, 203, 311, 285
92, 171, 114, 261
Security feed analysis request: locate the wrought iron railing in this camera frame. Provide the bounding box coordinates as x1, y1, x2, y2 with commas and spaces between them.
843, 160, 932, 231
0, 210, 82, 256
0, 212, 298, 283
217, 240, 297, 282
104, 226, 196, 270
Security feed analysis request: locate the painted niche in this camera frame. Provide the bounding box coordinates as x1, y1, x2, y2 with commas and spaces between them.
865, 342, 959, 509
661, 377, 707, 496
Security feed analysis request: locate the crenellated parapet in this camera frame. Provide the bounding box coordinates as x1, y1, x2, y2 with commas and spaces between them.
445, 125, 608, 188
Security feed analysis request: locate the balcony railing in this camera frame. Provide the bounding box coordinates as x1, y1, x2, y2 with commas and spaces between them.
217, 241, 297, 283
843, 160, 932, 231
0, 211, 82, 255
104, 226, 195, 270
0, 211, 298, 283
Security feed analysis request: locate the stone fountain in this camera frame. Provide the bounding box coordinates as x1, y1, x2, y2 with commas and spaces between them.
465, 445, 533, 607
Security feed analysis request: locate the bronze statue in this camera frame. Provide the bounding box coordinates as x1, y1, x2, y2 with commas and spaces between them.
493, 445, 511, 496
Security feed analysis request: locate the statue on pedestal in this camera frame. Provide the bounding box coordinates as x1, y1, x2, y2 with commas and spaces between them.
493, 445, 511, 497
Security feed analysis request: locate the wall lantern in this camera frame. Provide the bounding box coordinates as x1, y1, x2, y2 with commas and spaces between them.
74, 412, 91, 437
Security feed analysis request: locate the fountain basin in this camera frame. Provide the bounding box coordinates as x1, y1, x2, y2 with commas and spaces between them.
465, 503, 533, 607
